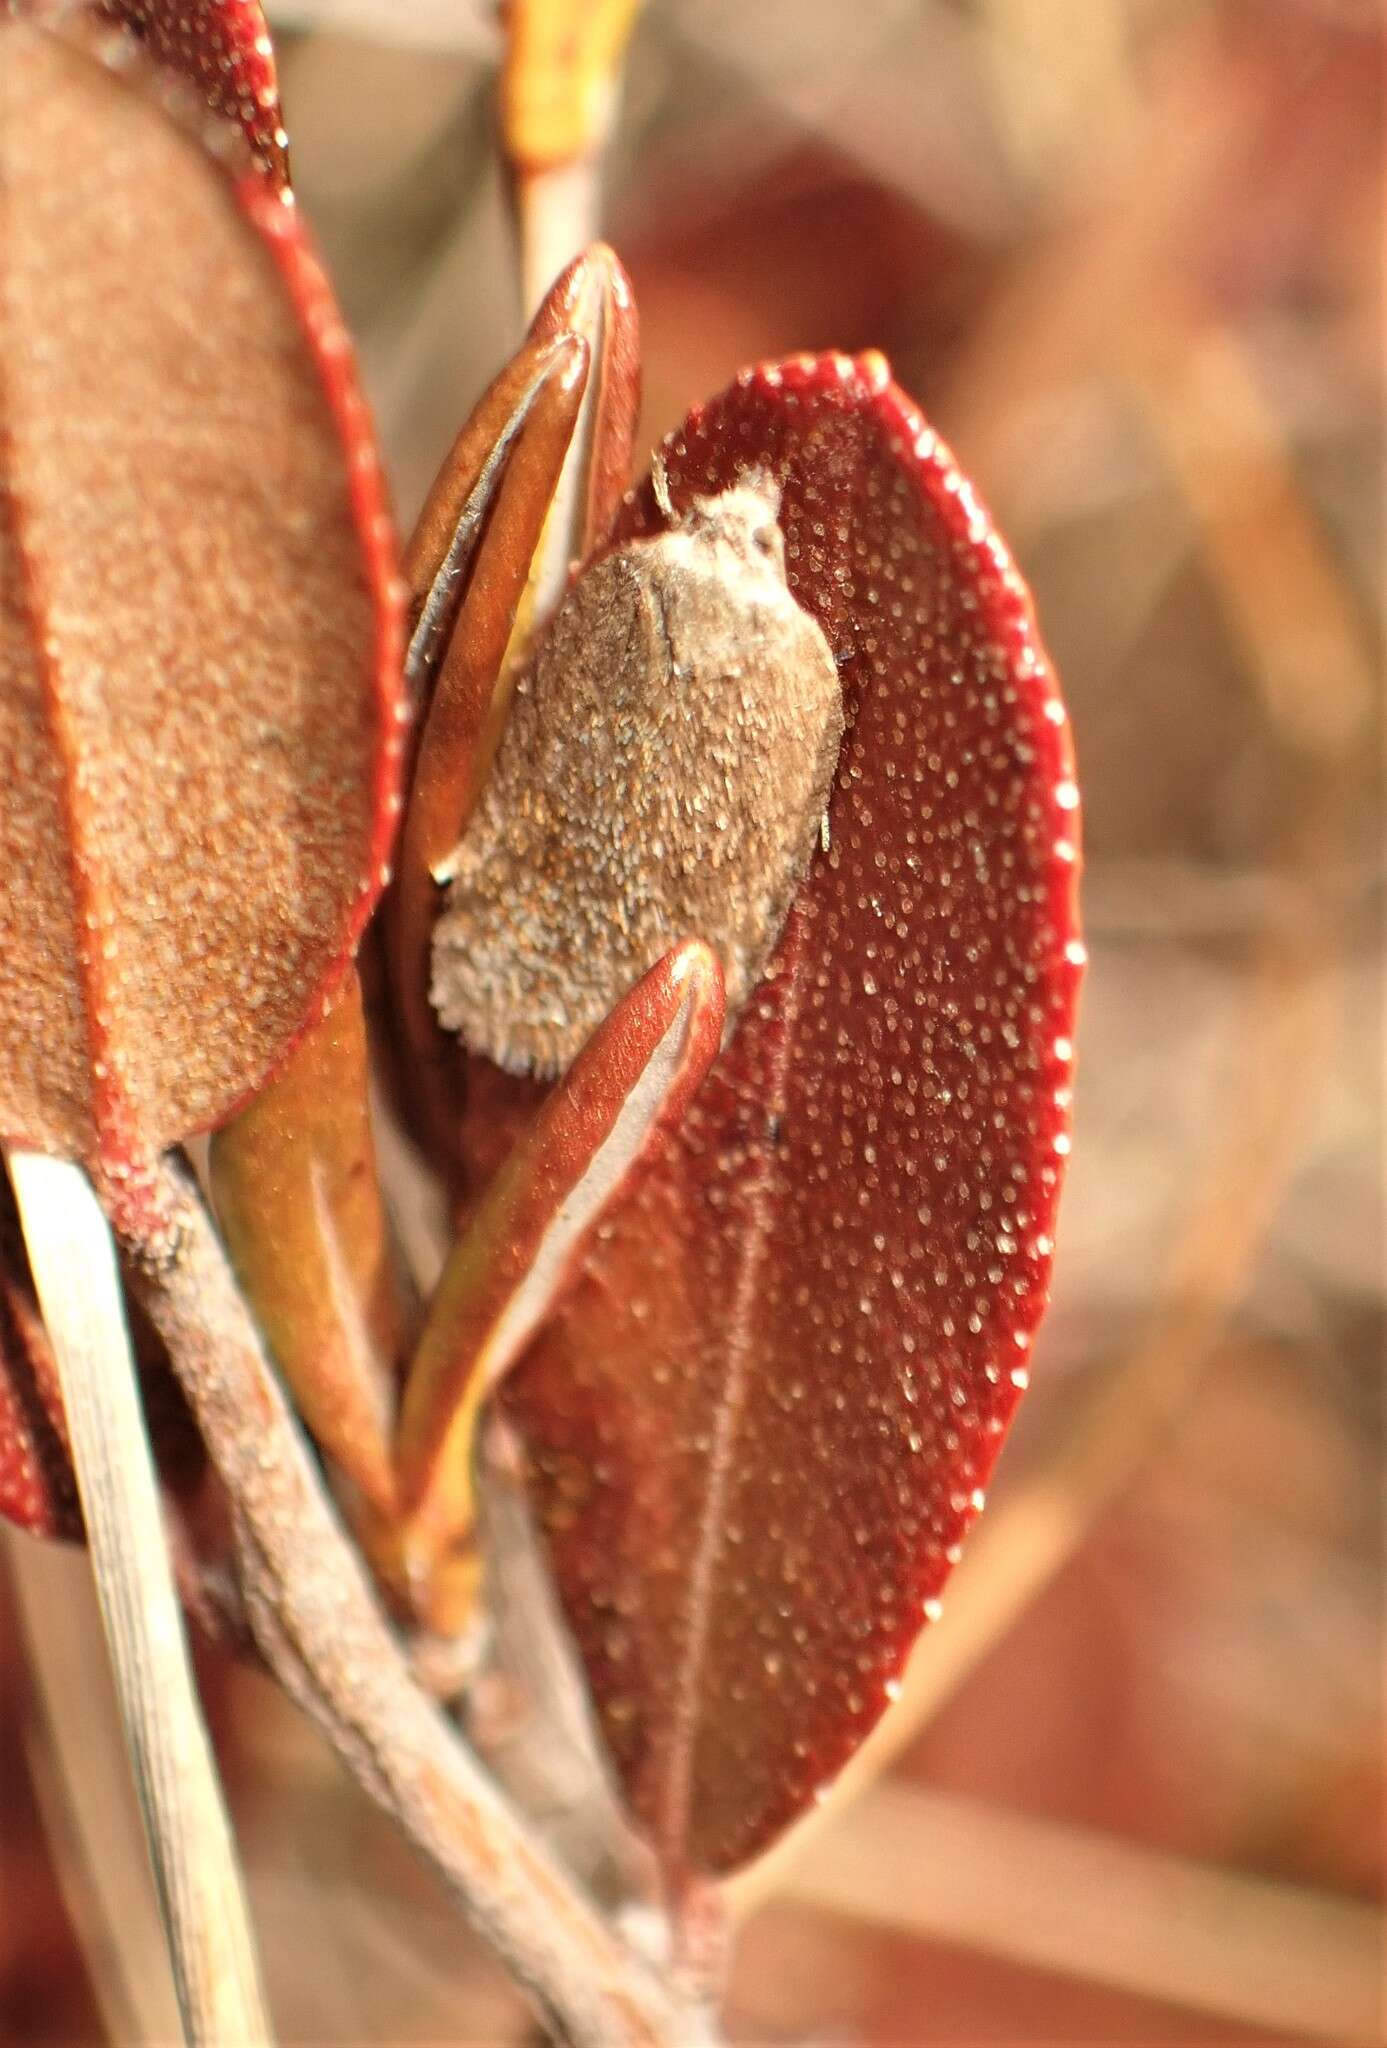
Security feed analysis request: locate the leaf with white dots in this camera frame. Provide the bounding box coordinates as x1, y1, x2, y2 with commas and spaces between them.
98, 0, 291, 187
481, 352, 1083, 1883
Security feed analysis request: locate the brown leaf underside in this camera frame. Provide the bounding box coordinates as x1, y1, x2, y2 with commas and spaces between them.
479, 356, 1082, 1880
0, 27, 399, 1208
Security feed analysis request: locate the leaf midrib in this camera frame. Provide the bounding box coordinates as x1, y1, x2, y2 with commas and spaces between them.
661, 911, 809, 1867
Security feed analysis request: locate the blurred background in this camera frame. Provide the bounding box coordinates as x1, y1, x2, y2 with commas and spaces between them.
2, 0, 1380, 2040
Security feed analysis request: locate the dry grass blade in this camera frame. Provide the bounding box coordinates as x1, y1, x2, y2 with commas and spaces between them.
271, 0, 500, 54
1121, 290, 1377, 760
6, 1149, 271, 2048
5, 1530, 184, 2045
777, 1779, 1381, 2041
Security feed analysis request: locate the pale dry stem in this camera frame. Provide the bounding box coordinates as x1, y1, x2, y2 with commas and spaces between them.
119, 1150, 708, 2048
8, 1149, 272, 2048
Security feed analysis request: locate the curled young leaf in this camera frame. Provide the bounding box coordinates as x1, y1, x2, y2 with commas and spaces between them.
395, 940, 726, 1634
0, 23, 403, 1222
390, 256, 634, 1152
474, 353, 1082, 1882
388, 333, 588, 1147
208, 971, 408, 1521
525, 243, 641, 592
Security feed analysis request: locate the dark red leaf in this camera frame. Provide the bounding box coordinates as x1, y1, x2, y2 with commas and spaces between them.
17, 2, 289, 186
0, 1188, 79, 1541
489, 353, 1083, 1880
99, 0, 289, 186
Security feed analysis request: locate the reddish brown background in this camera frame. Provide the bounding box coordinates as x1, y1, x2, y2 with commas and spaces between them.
2, 1, 1380, 2041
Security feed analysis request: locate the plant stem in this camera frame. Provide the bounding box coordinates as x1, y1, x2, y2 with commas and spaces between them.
7, 1148, 271, 2048
501, 0, 646, 315
119, 1149, 705, 2048
515, 160, 602, 320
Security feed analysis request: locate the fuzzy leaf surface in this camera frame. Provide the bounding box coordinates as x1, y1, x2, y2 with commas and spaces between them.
492, 354, 1083, 1880
0, 25, 401, 1209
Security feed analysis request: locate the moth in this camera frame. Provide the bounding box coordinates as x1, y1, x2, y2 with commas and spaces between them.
431, 472, 844, 1076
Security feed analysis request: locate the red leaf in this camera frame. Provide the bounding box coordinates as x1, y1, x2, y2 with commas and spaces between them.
0, 23, 403, 1224
491, 353, 1083, 1880
18, 3, 289, 187
100, 0, 289, 186
0, 1190, 79, 1541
